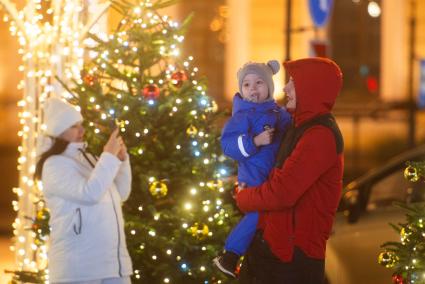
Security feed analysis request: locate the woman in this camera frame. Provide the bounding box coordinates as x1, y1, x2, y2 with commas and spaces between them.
35, 97, 133, 284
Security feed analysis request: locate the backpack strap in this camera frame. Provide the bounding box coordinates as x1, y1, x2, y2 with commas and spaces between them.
274, 113, 344, 169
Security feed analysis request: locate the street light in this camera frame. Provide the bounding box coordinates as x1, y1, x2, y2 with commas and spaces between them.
284, 0, 292, 82
367, 1, 381, 18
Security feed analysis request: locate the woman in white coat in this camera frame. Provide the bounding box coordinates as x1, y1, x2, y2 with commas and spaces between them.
35, 97, 133, 284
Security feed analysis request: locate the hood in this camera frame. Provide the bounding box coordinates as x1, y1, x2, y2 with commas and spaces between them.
232, 93, 279, 115
283, 57, 343, 126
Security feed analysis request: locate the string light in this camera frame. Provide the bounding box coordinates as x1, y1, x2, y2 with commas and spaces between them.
0, 0, 111, 277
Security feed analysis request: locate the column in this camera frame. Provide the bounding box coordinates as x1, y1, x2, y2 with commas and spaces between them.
224, 0, 250, 102
380, 0, 408, 101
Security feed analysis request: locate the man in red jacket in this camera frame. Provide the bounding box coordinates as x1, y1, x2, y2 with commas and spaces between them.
236, 57, 344, 284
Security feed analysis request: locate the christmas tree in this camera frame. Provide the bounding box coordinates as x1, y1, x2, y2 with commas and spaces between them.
379, 162, 425, 284
6, 196, 49, 283
61, 0, 239, 283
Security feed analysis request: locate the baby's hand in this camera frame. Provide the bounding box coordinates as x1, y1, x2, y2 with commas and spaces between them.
253, 128, 274, 146
233, 182, 247, 199
238, 182, 247, 192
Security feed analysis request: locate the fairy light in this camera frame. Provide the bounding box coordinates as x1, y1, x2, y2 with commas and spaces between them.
184, 202, 192, 210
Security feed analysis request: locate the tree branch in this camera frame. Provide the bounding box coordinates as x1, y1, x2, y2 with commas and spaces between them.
79, 1, 111, 41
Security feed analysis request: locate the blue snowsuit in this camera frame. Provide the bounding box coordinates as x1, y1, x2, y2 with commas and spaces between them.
221, 93, 291, 255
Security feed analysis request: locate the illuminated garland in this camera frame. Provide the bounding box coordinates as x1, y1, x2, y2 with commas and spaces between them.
0, 0, 108, 280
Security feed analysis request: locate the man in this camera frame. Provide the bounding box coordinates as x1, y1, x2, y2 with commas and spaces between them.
236, 57, 344, 284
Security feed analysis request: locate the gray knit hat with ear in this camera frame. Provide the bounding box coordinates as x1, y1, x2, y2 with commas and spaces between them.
237, 60, 280, 98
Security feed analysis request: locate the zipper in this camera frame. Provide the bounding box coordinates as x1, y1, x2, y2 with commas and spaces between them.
79, 149, 122, 276
110, 191, 123, 277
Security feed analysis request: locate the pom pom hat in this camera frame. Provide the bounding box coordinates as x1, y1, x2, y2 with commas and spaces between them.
237, 60, 280, 98
44, 97, 83, 137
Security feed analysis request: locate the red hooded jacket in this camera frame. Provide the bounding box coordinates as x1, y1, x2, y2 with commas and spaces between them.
236, 57, 344, 262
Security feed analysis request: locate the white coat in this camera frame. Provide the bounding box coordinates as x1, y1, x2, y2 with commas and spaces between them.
42, 142, 133, 282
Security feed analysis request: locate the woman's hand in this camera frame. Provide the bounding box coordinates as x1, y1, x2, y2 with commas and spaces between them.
253, 128, 274, 146
104, 129, 123, 157
117, 143, 128, 161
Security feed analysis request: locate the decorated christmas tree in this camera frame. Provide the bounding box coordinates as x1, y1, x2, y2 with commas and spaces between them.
59, 0, 239, 283
379, 162, 425, 284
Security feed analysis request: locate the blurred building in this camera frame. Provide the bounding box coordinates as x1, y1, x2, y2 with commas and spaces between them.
178, 0, 425, 178
1, 0, 425, 232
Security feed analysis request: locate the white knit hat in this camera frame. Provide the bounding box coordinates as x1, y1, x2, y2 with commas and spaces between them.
44, 97, 83, 137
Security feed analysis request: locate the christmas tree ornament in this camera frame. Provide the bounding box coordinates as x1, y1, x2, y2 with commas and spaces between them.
392, 273, 405, 284
171, 70, 188, 87
206, 100, 219, 112
31, 206, 50, 247
186, 125, 198, 136
143, 84, 160, 99
404, 165, 420, 182
410, 272, 419, 282
378, 251, 397, 268
149, 181, 168, 198
207, 179, 223, 190
188, 222, 209, 240
83, 73, 98, 86
37, 208, 49, 220
400, 227, 412, 244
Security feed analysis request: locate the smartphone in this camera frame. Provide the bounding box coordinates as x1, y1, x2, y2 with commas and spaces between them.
109, 119, 117, 131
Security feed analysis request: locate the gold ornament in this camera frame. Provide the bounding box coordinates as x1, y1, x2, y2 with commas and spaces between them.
149, 181, 168, 198
378, 251, 398, 268
186, 125, 198, 136
34, 238, 43, 246
207, 179, 223, 190
400, 226, 413, 244
188, 223, 209, 240
206, 100, 218, 112
400, 227, 407, 243
404, 165, 420, 182
36, 208, 49, 220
